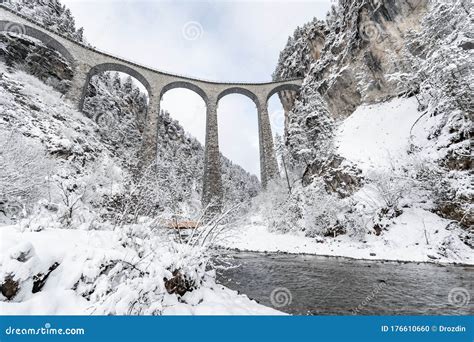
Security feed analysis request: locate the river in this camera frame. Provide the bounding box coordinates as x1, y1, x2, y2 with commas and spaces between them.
216, 251, 473, 315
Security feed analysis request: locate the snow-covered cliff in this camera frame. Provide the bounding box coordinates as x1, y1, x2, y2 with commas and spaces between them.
241, 0, 473, 263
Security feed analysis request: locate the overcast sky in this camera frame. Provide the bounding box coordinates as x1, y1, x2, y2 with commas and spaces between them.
62, 0, 331, 178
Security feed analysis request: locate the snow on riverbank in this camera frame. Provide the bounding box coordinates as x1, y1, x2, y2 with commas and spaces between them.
217, 210, 472, 265
0, 225, 283, 315
218, 97, 472, 265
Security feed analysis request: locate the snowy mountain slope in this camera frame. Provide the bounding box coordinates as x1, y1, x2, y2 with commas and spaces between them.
0, 61, 126, 224
336, 97, 420, 171
275, 0, 472, 173
231, 0, 473, 263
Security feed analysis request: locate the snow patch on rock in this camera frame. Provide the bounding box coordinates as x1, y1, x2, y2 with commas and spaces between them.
336, 97, 420, 171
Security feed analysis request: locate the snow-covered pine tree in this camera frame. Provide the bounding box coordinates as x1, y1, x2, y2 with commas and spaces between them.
4, 0, 86, 43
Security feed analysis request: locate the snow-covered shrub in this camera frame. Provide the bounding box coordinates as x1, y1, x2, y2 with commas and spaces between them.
74, 252, 170, 315
413, 157, 473, 229
53, 176, 92, 228
342, 202, 372, 240
302, 182, 347, 238
253, 179, 303, 233
254, 178, 353, 238
18, 200, 60, 232
0, 131, 54, 222
346, 166, 416, 235
72, 206, 238, 315
73, 239, 221, 315
365, 170, 414, 212
106, 163, 164, 225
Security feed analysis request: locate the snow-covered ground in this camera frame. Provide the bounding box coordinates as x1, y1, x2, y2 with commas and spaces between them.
0, 225, 282, 315
218, 209, 472, 264
336, 97, 421, 171
217, 97, 473, 265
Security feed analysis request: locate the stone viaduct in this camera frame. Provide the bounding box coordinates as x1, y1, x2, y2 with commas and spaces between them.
0, 5, 302, 207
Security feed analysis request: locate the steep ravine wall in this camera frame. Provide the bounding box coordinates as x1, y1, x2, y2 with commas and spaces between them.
274, 0, 432, 121
272, 0, 472, 229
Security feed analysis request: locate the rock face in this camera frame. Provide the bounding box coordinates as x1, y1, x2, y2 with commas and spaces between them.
0, 275, 19, 300
273, 18, 328, 133
302, 155, 362, 198
0, 33, 73, 92
272, 0, 472, 230
276, 0, 432, 120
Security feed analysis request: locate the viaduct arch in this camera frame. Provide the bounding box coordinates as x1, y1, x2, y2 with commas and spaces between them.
0, 5, 303, 209
80, 63, 153, 110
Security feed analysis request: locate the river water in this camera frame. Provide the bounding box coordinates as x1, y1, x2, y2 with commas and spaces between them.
216, 252, 473, 315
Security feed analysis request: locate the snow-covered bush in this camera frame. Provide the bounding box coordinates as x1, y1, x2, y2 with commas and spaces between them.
1, 200, 239, 313
73, 206, 238, 314
252, 179, 303, 233
254, 178, 353, 238
1, 220, 233, 314
302, 182, 346, 238
0, 132, 54, 222
365, 170, 414, 213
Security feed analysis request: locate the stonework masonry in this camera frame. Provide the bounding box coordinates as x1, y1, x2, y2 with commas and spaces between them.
0, 5, 302, 208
